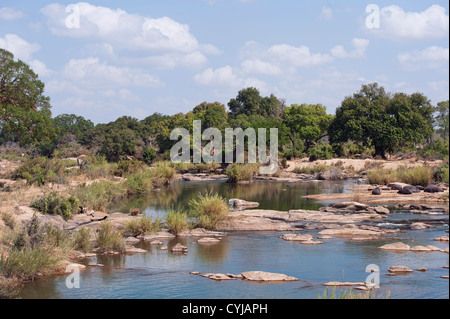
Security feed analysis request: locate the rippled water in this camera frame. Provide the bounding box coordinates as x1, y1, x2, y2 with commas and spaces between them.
17, 180, 449, 299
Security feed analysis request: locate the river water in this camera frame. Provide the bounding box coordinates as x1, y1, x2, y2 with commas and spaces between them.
17, 180, 449, 299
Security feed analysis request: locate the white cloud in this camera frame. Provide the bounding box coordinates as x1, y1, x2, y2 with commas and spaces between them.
0, 7, 24, 20
62, 57, 164, 88
194, 66, 242, 88
331, 38, 370, 59
398, 46, 449, 71
320, 6, 333, 21
241, 58, 282, 76
369, 4, 449, 40
0, 34, 40, 61
41, 2, 219, 69
0, 34, 54, 77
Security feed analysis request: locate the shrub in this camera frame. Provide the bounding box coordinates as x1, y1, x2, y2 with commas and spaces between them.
367, 166, 433, 186
124, 170, 154, 196
188, 191, 229, 230
123, 215, 162, 237
1, 213, 16, 230
433, 164, 449, 184
166, 210, 188, 235
396, 166, 432, 187
293, 164, 331, 175
95, 221, 125, 252
31, 193, 80, 220
418, 137, 449, 160
308, 141, 334, 161
74, 181, 123, 212
13, 157, 66, 186
143, 147, 157, 164
151, 162, 176, 186
115, 160, 147, 177
225, 163, 259, 183
72, 227, 92, 253
0, 276, 23, 299
0, 246, 61, 281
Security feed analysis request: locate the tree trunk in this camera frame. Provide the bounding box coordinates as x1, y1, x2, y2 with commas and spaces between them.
374, 145, 387, 160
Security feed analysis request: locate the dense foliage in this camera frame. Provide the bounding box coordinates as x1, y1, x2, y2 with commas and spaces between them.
0, 48, 448, 165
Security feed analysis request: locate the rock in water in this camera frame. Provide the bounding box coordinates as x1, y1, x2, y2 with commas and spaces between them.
240, 271, 298, 282
424, 185, 444, 193
388, 265, 414, 274
371, 187, 381, 195
379, 242, 411, 252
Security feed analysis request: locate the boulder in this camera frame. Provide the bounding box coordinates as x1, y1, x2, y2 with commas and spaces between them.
388, 183, 405, 191
435, 235, 449, 243
398, 186, 420, 195
125, 237, 140, 245
197, 237, 221, 244
171, 243, 188, 253
379, 242, 411, 252
202, 273, 233, 281
424, 184, 444, 193
125, 246, 147, 254
178, 228, 224, 238
371, 187, 382, 195
240, 271, 298, 282
279, 234, 314, 242
150, 240, 163, 246
417, 268, 428, 272
410, 222, 433, 230
388, 265, 414, 274
228, 199, 259, 209
371, 206, 390, 215
143, 231, 176, 241
411, 246, 433, 253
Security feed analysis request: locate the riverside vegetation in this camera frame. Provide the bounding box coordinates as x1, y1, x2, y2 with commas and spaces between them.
0, 48, 449, 298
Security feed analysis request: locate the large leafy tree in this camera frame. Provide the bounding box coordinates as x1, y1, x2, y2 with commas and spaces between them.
329, 83, 434, 159
281, 103, 334, 152
0, 49, 57, 146
228, 87, 284, 118
435, 100, 449, 138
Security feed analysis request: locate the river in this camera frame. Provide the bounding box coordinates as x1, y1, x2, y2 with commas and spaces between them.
17, 180, 449, 299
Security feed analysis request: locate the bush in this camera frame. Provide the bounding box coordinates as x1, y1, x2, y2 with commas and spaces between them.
418, 137, 449, 160
225, 163, 259, 183
74, 181, 123, 212
13, 157, 66, 186
308, 141, 334, 161
367, 166, 433, 186
188, 191, 229, 230
72, 227, 92, 253
433, 164, 449, 184
123, 215, 162, 237
95, 221, 124, 252
31, 193, 80, 220
115, 160, 147, 177
151, 162, 176, 186
293, 164, 331, 175
124, 170, 155, 196
166, 210, 189, 235
143, 147, 157, 164
0, 246, 61, 281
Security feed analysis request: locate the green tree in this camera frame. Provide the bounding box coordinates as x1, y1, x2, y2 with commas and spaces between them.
281, 104, 334, 152
435, 100, 449, 138
329, 83, 434, 159
0, 49, 57, 146
228, 87, 284, 118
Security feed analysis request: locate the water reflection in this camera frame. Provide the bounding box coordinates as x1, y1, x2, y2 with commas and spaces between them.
115, 180, 355, 218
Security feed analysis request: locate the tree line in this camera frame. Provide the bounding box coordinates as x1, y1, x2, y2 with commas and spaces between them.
1, 48, 449, 163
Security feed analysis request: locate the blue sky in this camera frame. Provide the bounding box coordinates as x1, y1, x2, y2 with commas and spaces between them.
1, 0, 448, 124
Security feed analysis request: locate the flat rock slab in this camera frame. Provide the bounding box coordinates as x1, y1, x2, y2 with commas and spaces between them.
388, 265, 414, 274
324, 282, 366, 287
171, 243, 188, 253
435, 235, 449, 243
379, 242, 411, 252
143, 231, 176, 241
178, 228, 225, 238
125, 246, 147, 254
241, 271, 298, 282
279, 234, 313, 242
197, 237, 221, 244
